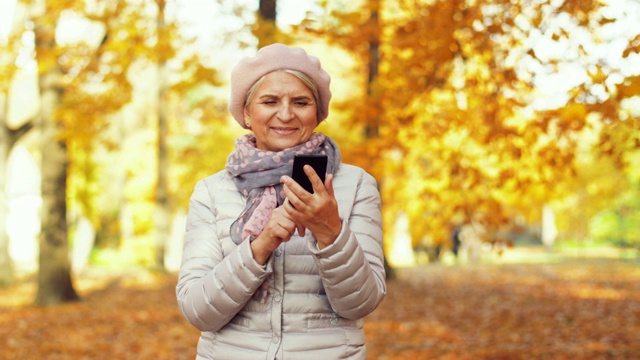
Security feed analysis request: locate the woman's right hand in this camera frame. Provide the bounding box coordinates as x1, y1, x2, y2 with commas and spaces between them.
250, 206, 300, 265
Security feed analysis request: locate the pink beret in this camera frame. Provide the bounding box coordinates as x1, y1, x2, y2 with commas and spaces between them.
229, 43, 332, 129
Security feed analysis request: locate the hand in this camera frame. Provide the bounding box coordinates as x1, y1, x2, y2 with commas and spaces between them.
250, 206, 298, 265
280, 165, 342, 249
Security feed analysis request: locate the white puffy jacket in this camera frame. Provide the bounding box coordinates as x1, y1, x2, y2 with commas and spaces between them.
176, 163, 386, 360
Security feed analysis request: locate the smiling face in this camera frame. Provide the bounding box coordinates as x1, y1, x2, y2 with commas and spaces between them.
244, 70, 319, 152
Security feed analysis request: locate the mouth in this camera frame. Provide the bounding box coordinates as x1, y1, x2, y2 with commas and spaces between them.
271, 127, 298, 135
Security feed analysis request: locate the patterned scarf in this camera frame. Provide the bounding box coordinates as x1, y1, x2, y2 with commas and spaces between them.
226, 132, 341, 245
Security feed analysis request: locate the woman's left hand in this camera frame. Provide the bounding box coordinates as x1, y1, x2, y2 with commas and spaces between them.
281, 165, 342, 249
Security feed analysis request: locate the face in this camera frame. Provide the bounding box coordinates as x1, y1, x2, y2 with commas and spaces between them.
244, 71, 319, 152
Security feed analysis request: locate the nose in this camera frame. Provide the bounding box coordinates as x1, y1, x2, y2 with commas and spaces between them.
276, 102, 294, 121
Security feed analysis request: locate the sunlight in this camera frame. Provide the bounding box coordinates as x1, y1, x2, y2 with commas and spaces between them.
6, 145, 40, 274
529, 0, 640, 110
55, 10, 105, 47
570, 286, 626, 300
6, 197, 40, 272
388, 213, 416, 267
0, 0, 17, 44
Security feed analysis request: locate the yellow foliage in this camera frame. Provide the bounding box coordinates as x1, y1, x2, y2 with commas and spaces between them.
6, 0, 636, 263
295, 0, 639, 252
617, 75, 640, 99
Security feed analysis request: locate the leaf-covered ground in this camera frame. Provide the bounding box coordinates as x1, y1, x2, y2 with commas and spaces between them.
1, 258, 638, 359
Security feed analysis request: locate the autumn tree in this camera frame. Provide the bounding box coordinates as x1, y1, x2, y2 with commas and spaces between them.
28, 0, 127, 303
26, 0, 155, 304
32, 0, 80, 304
0, 94, 12, 286
300, 0, 639, 256
154, 0, 171, 271
0, 31, 34, 286
151, 0, 223, 270
530, 2, 640, 243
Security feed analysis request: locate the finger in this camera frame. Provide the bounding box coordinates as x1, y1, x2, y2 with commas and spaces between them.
278, 199, 305, 234
281, 176, 302, 195
275, 221, 295, 240
282, 196, 296, 212
281, 184, 299, 210
304, 165, 327, 195
281, 177, 306, 208
324, 174, 336, 198
296, 223, 306, 237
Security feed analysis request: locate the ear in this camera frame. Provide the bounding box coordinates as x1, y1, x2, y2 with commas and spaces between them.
243, 109, 252, 128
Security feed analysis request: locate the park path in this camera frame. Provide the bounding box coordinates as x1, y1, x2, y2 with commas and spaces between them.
1, 258, 638, 359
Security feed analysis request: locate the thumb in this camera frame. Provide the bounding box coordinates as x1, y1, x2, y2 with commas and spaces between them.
296, 223, 306, 237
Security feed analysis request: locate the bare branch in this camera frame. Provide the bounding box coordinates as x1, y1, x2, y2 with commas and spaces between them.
8, 119, 34, 147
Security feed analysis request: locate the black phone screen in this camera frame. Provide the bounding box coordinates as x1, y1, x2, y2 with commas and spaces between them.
291, 155, 328, 193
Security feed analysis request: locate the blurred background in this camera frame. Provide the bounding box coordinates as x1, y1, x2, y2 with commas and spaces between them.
0, 0, 638, 305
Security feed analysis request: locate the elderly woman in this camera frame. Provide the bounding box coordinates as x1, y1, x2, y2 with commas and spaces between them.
176, 43, 386, 360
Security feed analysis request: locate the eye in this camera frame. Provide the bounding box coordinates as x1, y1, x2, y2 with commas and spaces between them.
294, 101, 310, 106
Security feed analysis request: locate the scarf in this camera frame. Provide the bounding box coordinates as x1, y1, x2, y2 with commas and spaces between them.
226, 132, 341, 245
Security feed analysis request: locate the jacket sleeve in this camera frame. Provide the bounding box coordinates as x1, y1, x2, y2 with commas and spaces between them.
176, 178, 272, 332
308, 169, 386, 319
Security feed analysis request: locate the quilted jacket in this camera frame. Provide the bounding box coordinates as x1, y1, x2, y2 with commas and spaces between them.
176, 164, 386, 360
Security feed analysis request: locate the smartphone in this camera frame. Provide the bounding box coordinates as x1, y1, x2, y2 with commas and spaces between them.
292, 154, 328, 194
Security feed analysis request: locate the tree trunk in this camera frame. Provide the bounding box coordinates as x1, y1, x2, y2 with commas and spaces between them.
364, 0, 394, 279
0, 96, 14, 287
256, 0, 277, 49
365, 0, 380, 139
34, 20, 79, 305
154, 0, 169, 271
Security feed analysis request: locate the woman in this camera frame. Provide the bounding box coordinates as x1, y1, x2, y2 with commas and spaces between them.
176, 43, 386, 360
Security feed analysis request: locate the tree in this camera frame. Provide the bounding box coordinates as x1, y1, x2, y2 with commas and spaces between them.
0, 31, 34, 286
300, 0, 639, 256
154, 0, 170, 271
0, 94, 13, 287
150, 0, 223, 270
28, 0, 144, 304
32, 1, 79, 304
362, 0, 397, 277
